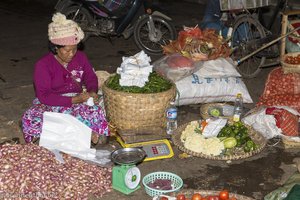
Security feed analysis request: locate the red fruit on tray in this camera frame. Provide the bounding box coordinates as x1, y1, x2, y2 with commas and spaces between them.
191, 193, 202, 200
177, 193, 186, 200
219, 190, 229, 200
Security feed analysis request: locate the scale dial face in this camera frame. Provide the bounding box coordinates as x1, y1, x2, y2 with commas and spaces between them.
124, 166, 141, 189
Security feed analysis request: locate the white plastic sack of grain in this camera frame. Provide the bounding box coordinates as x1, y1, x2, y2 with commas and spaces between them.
175, 75, 253, 105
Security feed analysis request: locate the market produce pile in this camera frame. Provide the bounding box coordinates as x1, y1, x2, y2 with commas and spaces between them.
162, 26, 231, 61
217, 121, 258, 154
181, 121, 225, 156
157, 189, 253, 200
106, 71, 173, 93
173, 190, 236, 200
257, 67, 300, 113
180, 120, 258, 157
0, 144, 112, 199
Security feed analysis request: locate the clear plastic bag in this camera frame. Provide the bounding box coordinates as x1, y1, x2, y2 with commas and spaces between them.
153, 53, 204, 82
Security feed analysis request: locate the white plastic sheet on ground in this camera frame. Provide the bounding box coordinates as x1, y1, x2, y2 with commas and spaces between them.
39, 112, 111, 166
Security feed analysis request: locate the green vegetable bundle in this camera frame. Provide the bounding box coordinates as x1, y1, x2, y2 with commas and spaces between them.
106, 71, 173, 93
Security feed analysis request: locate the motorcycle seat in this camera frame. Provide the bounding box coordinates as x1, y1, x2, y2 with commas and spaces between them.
95, 0, 132, 18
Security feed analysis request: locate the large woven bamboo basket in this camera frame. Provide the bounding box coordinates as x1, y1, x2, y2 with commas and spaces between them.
102, 81, 176, 132
280, 52, 300, 74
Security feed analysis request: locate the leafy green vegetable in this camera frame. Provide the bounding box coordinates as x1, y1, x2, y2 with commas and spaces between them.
106, 71, 173, 93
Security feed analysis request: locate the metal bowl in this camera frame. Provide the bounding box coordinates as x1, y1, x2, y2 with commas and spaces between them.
111, 147, 146, 165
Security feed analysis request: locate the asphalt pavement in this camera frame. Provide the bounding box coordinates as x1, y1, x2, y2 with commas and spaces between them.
0, 1, 299, 200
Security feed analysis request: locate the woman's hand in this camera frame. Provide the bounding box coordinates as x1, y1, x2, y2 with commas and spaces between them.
89, 92, 99, 104
71, 92, 90, 104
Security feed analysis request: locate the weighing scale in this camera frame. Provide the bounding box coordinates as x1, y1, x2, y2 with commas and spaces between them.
115, 135, 174, 162
111, 147, 146, 195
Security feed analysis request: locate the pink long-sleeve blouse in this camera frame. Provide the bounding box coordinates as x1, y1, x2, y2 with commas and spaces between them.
33, 51, 98, 107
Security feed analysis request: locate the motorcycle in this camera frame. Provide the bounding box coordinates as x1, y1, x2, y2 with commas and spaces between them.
54, 0, 177, 55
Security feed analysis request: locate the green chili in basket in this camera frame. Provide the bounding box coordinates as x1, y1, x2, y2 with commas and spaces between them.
106, 72, 173, 93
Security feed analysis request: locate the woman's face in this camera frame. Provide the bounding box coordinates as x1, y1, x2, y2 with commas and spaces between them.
56, 45, 77, 65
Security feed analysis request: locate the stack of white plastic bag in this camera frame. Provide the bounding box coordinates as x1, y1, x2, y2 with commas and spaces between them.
116, 50, 153, 87
39, 112, 111, 166
174, 57, 253, 106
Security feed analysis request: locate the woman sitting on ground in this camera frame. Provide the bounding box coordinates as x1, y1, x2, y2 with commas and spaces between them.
22, 13, 109, 145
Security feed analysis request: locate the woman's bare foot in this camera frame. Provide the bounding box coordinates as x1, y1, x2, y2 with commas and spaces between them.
91, 132, 108, 146
98, 135, 108, 145
91, 132, 99, 145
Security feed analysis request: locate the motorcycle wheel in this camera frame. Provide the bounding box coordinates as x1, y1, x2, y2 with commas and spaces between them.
133, 15, 177, 56
60, 6, 93, 41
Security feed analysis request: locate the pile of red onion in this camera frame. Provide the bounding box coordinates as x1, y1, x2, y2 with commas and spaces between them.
0, 144, 112, 199
258, 67, 300, 112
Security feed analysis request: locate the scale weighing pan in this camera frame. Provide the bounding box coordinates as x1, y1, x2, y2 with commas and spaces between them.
111, 147, 146, 165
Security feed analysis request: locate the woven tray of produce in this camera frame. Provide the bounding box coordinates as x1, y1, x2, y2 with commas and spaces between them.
172, 121, 267, 160
172, 189, 255, 200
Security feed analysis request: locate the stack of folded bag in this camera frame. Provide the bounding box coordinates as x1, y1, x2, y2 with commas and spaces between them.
117, 51, 153, 87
